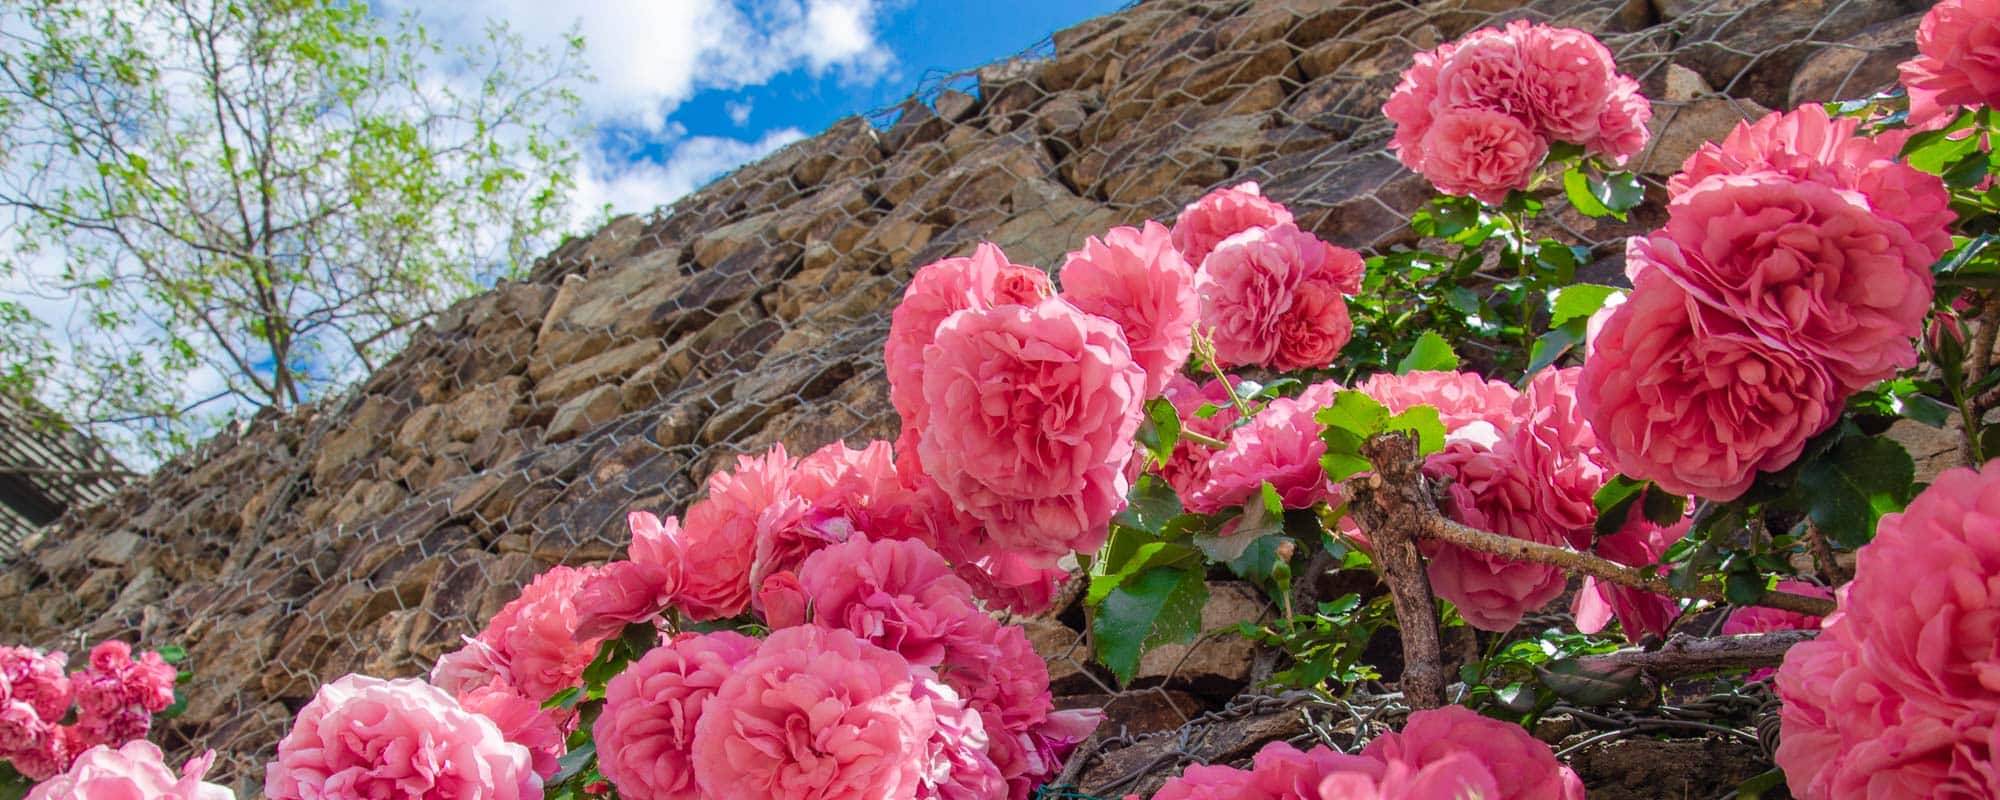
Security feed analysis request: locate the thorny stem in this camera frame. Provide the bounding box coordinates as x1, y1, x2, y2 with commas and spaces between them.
1180, 428, 1229, 450
1193, 330, 1256, 419
1965, 293, 1999, 464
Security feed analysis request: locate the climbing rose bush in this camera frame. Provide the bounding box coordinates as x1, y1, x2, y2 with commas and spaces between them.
1775, 462, 2000, 798
1058, 220, 1199, 397
1194, 223, 1360, 370
0, 641, 179, 782
1168, 181, 1295, 267
592, 632, 760, 800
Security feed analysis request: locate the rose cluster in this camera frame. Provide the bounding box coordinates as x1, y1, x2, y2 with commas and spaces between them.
883, 189, 1362, 606
1384, 20, 1652, 203
26, 741, 233, 800
1773, 461, 2000, 799
1580, 106, 1952, 501
1134, 706, 1583, 799
1, 640, 178, 781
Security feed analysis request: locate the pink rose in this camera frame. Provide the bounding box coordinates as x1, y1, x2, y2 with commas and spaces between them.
1509, 367, 1611, 549
1638, 173, 1935, 391
1169, 182, 1295, 268
1574, 509, 1691, 643
574, 512, 686, 641
886, 243, 1051, 478
1422, 441, 1571, 632
1384, 43, 1457, 173
756, 570, 809, 629
793, 439, 933, 547
1316, 753, 1503, 799
691, 627, 943, 800
1246, 740, 1381, 798
918, 296, 1144, 562
1587, 75, 1652, 164
1900, 0, 2000, 124
680, 446, 801, 621
434, 565, 607, 703
74, 706, 150, 749
795, 537, 987, 668
1840, 462, 2000, 717
1196, 224, 1355, 368
0, 699, 50, 755
1517, 24, 1617, 142
1059, 221, 1198, 398
457, 684, 566, 781
1723, 579, 1830, 636
1580, 269, 1840, 501
0, 646, 70, 722
1151, 762, 1266, 800
1418, 107, 1548, 204
1361, 705, 1585, 800
1272, 279, 1353, 371
1154, 375, 1244, 501
1434, 24, 1531, 118
1670, 105, 1953, 263
265, 675, 540, 800
595, 632, 760, 800
28, 741, 233, 800
1191, 382, 1342, 515
1356, 369, 1520, 434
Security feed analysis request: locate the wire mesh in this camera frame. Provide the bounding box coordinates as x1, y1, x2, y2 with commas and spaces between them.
0, 0, 1924, 795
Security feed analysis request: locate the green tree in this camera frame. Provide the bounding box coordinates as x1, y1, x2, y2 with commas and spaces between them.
0, 0, 586, 462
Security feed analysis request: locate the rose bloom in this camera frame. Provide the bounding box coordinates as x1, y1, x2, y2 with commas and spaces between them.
1059, 220, 1198, 398
1383, 43, 1457, 174
692, 627, 946, 800
28, 742, 233, 800
1361, 705, 1585, 800
1838, 462, 2000, 717
1589, 76, 1652, 164
1574, 509, 1691, 643
1901, 0, 2000, 124
574, 511, 686, 641
1245, 741, 1380, 799
679, 445, 803, 621
1169, 181, 1295, 268
1639, 173, 1935, 391
1272, 278, 1354, 371
1671, 106, 1953, 262
0, 647, 70, 722
462, 565, 607, 703
1433, 24, 1531, 118
1356, 369, 1520, 434
885, 243, 1050, 476
1190, 382, 1341, 515
793, 439, 932, 547
1580, 268, 1840, 501
1517, 24, 1617, 142
1196, 224, 1355, 368
1154, 375, 1244, 502
1149, 762, 1265, 800
1422, 441, 1571, 632
1509, 366, 1611, 550
1723, 579, 1830, 636
594, 632, 760, 800
456, 683, 566, 781
73, 641, 175, 718
1419, 107, 1548, 204
918, 296, 1144, 563
794, 537, 989, 669
1316, 753, 1503, 800
265, 675, 540, 800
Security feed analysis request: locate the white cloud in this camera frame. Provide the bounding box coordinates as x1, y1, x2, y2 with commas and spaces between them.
726, 99, 754, 126
387, 0, 896, 133
571, 127, 807, 225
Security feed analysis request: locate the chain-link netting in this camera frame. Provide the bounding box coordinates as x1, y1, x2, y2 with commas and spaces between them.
0, 0, 1927, 795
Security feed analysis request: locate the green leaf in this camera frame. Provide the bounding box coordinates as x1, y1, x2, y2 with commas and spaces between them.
1091, 565, 1210, 685
1383, 405, 1446, 456
1549, 284, 1621, 327
1086, 540, 1204, 608
1797, 434, 1915, 547
155, 688, 188, 720
550, 740, 597, 786
1734, 768, 1788, 800
1524, 317, 1588, 378
541, 686, 582, 711
1395, 330, 1459, 374
1641, 485, 1687, 526
1563, 168, 1614, 218
1115, 475, 1183, 535
1317, 390, 1392, 483
1724, 571, 1770, 605
1137, 397, 1181, 466
1594, 171, 1645, 213
156, 645, 187, 664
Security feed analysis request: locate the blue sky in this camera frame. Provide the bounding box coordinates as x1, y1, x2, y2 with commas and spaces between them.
397, 0, 1129, 225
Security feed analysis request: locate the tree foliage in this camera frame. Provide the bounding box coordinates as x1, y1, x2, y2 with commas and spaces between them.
0, 0, 586, 461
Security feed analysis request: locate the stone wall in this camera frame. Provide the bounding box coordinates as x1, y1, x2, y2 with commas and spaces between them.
0, 0, 1931, 794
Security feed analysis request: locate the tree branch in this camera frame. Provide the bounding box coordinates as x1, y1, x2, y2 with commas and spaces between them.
1573, 630, 1816, 680
1344, 432, 1449, 710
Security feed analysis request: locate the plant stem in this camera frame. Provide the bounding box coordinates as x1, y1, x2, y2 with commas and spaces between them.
1180, 429, 1229, 450
1194, 330, 1256, 418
